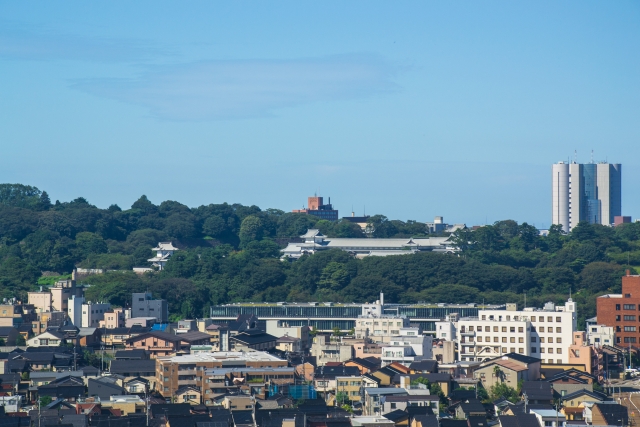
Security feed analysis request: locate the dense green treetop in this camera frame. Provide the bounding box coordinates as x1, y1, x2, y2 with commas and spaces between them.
0, 184, 638, 327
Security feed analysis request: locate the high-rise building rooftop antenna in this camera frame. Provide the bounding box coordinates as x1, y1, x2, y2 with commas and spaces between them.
591, 150, 594, 164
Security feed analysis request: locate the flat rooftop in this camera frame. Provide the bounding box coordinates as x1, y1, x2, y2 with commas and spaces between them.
156, 351, 285, 364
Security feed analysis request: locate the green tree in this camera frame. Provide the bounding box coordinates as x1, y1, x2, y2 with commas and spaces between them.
489, 382, 519, 402
39, 395, 52, 407
15, 334, 26, 346
239, 215, 264, 248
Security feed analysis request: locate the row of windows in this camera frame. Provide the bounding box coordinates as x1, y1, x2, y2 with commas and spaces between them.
531, 347, 563, 354
476, 337, 525, 343
531, 327, 562, 333
616, 304, 639, 311
467, 326, 525, 333
532, 337, 562, 343
480, 315, 563, 322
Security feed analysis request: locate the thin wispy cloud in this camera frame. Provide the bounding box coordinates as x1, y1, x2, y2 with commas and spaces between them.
70, 55, 400, 120
0, 23, 166, 62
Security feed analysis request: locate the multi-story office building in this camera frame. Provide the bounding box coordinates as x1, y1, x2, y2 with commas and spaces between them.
132, 292, 168, 323
293, 196, 339, 221
552, 161, 621, 232
596, 271, 640, 346
458, 299, 577, 364
354, 315, 411, 339
380, 330, 433, 366
210, 293, 501, 333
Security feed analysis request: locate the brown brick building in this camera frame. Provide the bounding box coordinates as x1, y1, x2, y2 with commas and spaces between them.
596, 271, 640, 345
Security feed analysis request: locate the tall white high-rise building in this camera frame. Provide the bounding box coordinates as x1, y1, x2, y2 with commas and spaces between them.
551, 161, 621, 232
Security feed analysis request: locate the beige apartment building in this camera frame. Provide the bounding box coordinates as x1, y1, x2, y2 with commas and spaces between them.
155, 351, 288, 399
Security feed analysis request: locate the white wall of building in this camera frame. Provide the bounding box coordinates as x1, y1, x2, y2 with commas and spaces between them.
458, 299, 577, 364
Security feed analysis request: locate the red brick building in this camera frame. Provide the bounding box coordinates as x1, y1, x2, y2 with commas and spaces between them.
596, 271, 640, 345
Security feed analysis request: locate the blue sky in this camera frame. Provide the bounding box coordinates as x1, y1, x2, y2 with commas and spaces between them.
1, 2, 638, 228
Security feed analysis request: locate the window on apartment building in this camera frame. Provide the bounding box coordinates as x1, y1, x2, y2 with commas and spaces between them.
477, 337, 482, 342
493, 337, 499, 342
616, 315, 622, 321
485, 326, 490, 332
501, 347, 507, 353
540, 337, 545, 343
519, 338, 524, 343
531, 347, 537, 353
547, 317, 553, 322
482, 316, 486, 320
469, 326, 474, 332
557, 348, 562, 354
531, 337, 537, 342
502, 337, 507, 343
556, 317, 561, 322
556, 327, 562, 333
510, 337, 515, 343
548, 348, 554, 354
625, 304, 636, 310
624, 337, 637, 343
510, 347, 515, 353
624, 316, 636, 321
548, 337, 554, 343
548, 327, 553, 333
531, 316, 536, 322
540, 348, 545, 353
557, 337, 562, 343
616, 304, 621, 311
519, 348, 524, 354
502, 327, 507, 332
617, 326, 622, 332
506, 316, 511, 321
510, 327, 515, 333
624, 326, 637, 332
494, 326, 499, 332
518, 327, 524, 333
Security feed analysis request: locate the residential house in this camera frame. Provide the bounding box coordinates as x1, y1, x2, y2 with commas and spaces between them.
101, 326, 150, 348
411, 415, 439, 427
453, 399, 487, 419
520, 381, 554, 404
313, 366, 361, 398
364, 388, 410, 416
474, 354, 541, 390
382, 395, 440, 414
589, 403, 628, 426
548, 370, 595, 399
530, 409, 566, 427
560, 389, 608, 421
276, 336, 302, 353
498, 413, 540, 427
37, 375, 85, 400
409, 360, 438, 374
125, 330, 211, 357
88, 377, 125, 400
383, 409, 410, 426
26, 330, 66, 347
371, 365, 407, 386
336, 375, 365, 403
394, 373, 452, 396
0, 327, 19, 346
311, 336, 354, 366
124, 377, 149, 395
175, 385, 201, 405
346, 357, 381, 375
229, 330, 278, 352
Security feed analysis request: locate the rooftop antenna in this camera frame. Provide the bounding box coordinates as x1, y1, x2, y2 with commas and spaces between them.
574, 150, 577, 163
591, 150, 594, 164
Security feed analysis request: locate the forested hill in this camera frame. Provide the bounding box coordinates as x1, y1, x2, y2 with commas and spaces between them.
0, 183, 639, 327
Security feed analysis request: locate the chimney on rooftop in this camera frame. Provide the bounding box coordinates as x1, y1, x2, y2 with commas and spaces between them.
627, 269, 631, 276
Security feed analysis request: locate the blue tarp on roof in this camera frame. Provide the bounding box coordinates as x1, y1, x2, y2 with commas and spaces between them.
151, 323, 169, 331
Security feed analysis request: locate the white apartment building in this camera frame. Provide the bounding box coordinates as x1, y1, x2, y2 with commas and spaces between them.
435, 315, 458, 341
380, 330, 433, 366
68, 296, 111, 328
355, 315, 411, 339
587, 324, 615, 347
458, 299, 577, 364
